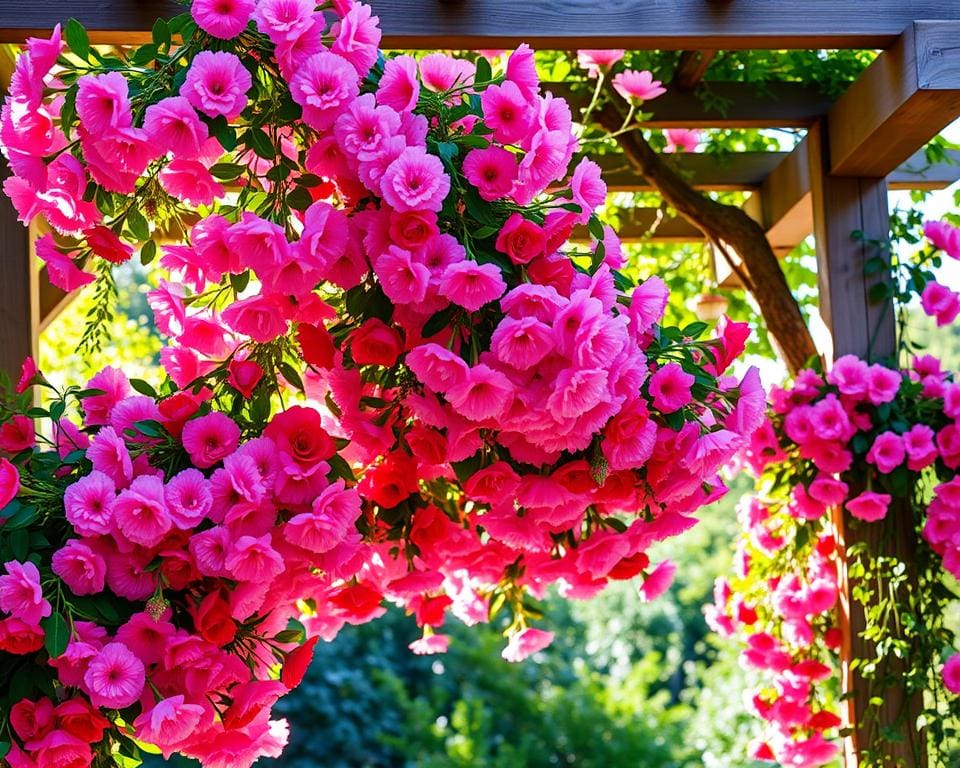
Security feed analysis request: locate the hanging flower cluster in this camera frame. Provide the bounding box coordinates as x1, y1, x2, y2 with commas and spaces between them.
0, 1, 764, 765
712, 350, 960, 767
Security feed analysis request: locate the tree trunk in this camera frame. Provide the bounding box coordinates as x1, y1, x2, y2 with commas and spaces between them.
594, 102, 817, 376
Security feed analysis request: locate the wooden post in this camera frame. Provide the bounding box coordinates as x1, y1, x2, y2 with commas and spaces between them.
0, 160, 37, 384
808, 120, 925, 767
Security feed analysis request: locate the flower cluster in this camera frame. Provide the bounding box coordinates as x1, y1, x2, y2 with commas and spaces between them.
1, 2, 764, 766
714, 352, 960, 767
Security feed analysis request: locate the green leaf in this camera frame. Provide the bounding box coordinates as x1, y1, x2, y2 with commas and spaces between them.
209, 163, 247, 181
41, 612, 70, 659
140, 240, 157, 266
247, 128, 276, 160
60, 86, 78, 135
129, 378, 158, 398
230, 271, 250, 294
209, 118, 238, 152
868, 281, 891, 303
422, 306, 456, 338
131, 43, 159, 67
0, 742, 10, 760
474, 54, 492, 85
65, 18, 90, 59
126, 209, 150, 241
130, 419, 165, 438
9, 529, 29, 561
327, 454, 356, 483
436, 141, 459, 164
286, 185, 313, 211
587, 215, 606, 242
278, 362, 304, 391
3, 503, 38, 531
152, 18, 171, 49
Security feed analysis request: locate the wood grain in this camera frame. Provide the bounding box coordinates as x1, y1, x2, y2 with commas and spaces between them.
2, 1, 960, 47
673, 50, 717, 89
829, 21, 960, 177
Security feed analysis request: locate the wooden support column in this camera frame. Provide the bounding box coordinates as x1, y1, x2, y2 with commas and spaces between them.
808, 120, 925, 767
0, 161, 37, 384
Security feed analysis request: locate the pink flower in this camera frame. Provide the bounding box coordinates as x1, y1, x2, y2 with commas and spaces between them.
222, 294, 288, 342
629, 276, 669, 337
808, 475, 849, 506
409, 634, 451, 655
0, 560, 50, 625
569, 158, 606, 223
502, 627, 554, 662
944, 653, 960, 693
376, 246, 431, 305
463, 146, 518, 201
0, 415, 34, 453
143, 96, 208, 159
924, 220, 960, 260
290, 51, 359, 130
64, 471, 115, 536
85, 427, 133, 488
225, 534, 284, 582
330, 2, 382, 76
577, 49, 625, 77
491, 316, 555, 370
376, 54, 420, 112
24, 731, 92, 768
0, 458, 19, 509
165, 468, 213, 529
182, 51, 252, 119
938, 424, 960, 468
52, 540, 106, 596
113, 475, 172, 547
83, 366, 132, 426
603, 399, 657, 470
405, 343, 469, 392
84, 642, 145, 709
191, 0, 254, 38
904, 423, 938, 471
921, 281, 960, 326
182, 412, 241, 469
481, 81, 533, 144
380, 147, 451, 212
16, 357, 39, 394
846, 490, 891, 522
866, 431, 905, 474
35, 235, 95, 292
827, 354, 869, 397
506, 44, 538, 100
253, 0, 316, 43
439, 261, 506, 312
334, 93, 401, 162
865, 363, 901, 405
547, 367, 610, 418
664, 128, 701, 153
419, 53, 475, 93
446, 364, 514, 421
808, 395, 851, 442
648, 363, 695, 413
495, 213, 546, 265
639, 560, 677, 602
228, 359, 263, 398
75, 72, 132, 136
134, 696, 207, 758
612, 69, 666, 104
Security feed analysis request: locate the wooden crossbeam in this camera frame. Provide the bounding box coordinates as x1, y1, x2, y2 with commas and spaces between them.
829, 21, 960, 177
3, 1, 960, 47
549, 81, 833, 129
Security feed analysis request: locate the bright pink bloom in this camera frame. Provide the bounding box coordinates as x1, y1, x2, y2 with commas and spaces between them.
228, 359, 264, 399
409, 634, 451, 655
191, 0, 254, 38
376, 54, 420, 112
944, 653, 960, 693
921, 281, 960, 326
0, 458, 19, 509
570, 158, 606, 223
16, 357, 39, 394
350, 318, 403, 367
330, 2, 382, 76
134, 696, 207, 758
182, 51, 252, 119
603, 399, 657, 470
405, 343, 469, 392
84, 642, 145, 709
648, 363, 695, 413
35, 235, 95, 292
629, 276, 669, 336
376, 246, 431, 305
925, 219, 960, 260
664, 128, 701, 153
63, 471, 115, 536
639, 560, 677, 602
52, 540, 106, 596
182, 412, 241, 469
446, 364, 514, 421
83, 367, 132, 426
222, 294, 288, 342
866, 431, 905, 474
865, 363, 902, 405
253, 0, 316, 44
808, 475, 849, 506
0, 560, 50, 625
75, 72, 132, 135
846, 490, 891, 522
463, 146, 518, 201
439, 260, 506, 312
143, 96, 208, 159
225, 534, 284, 582
506, 44, 538, 100
419, 53, 475, 93
612, 69, 666, 104
481, 81, 534, 144
576, 49, 625, 76
904, 423, 938, 471
113, 475, 172, 547
827, 354, 869, 397
380, 147, 450, 212
502, 627, 554, 662
0, 414, 34, 453
290, 51, 359, 130
495, 213, 546, 265
165, 468, 213, 529
491, 316, 555, 370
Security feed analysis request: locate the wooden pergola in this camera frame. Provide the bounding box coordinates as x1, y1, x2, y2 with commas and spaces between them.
2, 2, 960, 764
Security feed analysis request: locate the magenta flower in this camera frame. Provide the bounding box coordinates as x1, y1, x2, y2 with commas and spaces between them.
75, 72, 132, 136
944, 653, 960, 694
290, 51, 359, 130
639, 560, 677, 602
921, 281, 960, 327
612, 69, 666, 104
182, 51, 252, 119
0, 458, 19, 509
35, 235, 95, 293
253, 0, 316, 44
51, 540, 106, 596
664, 128, 702, 153
569, 157, 607, 223
648, 363, 695, 413
380, 147, 450, 213
438, 261, 506, 312
501, 627, 554, 662
866, 431, 905, 474
463, 146, 518, 202
846, 490, 892, 522
576, 49, 625, 77
924, 219, 960, 260
113, 475, 172, 547
182, 412, 241, 469
84, 642, 145, 709
134, 696, 207, 758
191, 0, 254, 39
143, 96, 208, 159
481, 81, 534, 145
446, 364, 514, 422
376, 54, 420, 112
0, 560, 50, 625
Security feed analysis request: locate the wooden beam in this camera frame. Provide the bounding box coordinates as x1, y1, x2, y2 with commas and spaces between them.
570, 207, 702, 243
829, 21, 960, 177
552, 81, 833, 129
0, 161, 37, 383
673, 50, 717, 90
2, 1, 959, 47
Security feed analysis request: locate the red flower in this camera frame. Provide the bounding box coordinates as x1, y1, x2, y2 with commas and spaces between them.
55, 698, 111, 743
84, 225, 133, 264
191, 591, 237, 647
158, 391, 205, 438
0, 458, 20, 509
330, 582, 384, 623
264, 405, 336, 465
282, 636, 319, 689
0, 415, 35, 453
228, 359, 263, 398
349, 318, 403, 367
298, 322, 337, 369
0, 617, 44, 654
358, 452, 419, 508
16, 356, 39, 394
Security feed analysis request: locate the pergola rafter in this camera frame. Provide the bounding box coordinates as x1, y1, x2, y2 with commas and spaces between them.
3, 5, 960, 766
